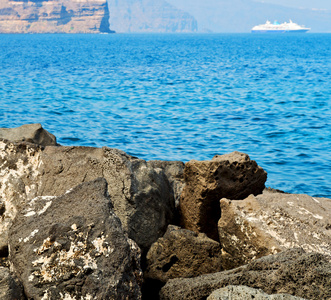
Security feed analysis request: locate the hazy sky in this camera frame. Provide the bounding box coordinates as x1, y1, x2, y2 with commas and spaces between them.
255, 0, 331, 10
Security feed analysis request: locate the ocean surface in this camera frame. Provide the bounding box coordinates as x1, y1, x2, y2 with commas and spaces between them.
0, 34, 330, 197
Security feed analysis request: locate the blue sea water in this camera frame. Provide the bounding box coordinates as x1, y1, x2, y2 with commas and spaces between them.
0, 33, 330, 197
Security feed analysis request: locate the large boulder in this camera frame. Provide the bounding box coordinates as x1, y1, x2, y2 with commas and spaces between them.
179, 152, 267, 240
160, 248, 331, 300
0, 139, 176, 253
218, 191, 331, 269
207, 286, 306, 300
0, 267, 25, 300
0, 124, 57, 146
145, 225, 223, 283
9, 178, 143, 299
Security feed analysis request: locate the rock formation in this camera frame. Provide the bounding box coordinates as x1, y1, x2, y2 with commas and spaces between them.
107, 0, 197, 33
0, 0, 197, 33
218, 191, 331, 269
180, 152, 267, 240
0, 0, 113, 33
0, 124, 330, 299
207, 286, 306, 300
145, 225, 223, 283
160, 248, 331, 300
9, 178, 143, 299
0, 123, 57, 146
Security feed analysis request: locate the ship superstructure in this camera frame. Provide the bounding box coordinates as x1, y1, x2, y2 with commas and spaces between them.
251, 20, 310, 33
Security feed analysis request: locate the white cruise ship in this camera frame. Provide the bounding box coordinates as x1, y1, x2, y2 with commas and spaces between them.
251, 20, 310, 33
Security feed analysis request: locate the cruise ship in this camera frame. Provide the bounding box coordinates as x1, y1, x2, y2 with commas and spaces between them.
251, 20, 310, 33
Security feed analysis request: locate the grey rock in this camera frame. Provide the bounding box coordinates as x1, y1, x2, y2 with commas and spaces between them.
148, 160, 185, 207
0, 267, 25, 300
218, 191, 331, 269
0, 123, 57, 146
207, 285, 307, 300
0, 140, 175, 254
159, 248, 331, 300
9, 178, 143, 300
180, 151, 267, 240
145, 225, 223, 283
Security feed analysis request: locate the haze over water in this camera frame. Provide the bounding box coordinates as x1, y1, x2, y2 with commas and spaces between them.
0, 33, 330, 197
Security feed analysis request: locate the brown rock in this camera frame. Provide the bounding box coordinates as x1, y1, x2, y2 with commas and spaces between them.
218, 191, 331, 269
0, 267, 25, 300
145, 225, 223, 283
207, 285, 307, 300
179, 151, 267, 240
0, 123, 57, 146
160, 248, 331, 300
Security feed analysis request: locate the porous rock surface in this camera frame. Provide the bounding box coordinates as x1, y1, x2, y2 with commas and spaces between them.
145, 225, 223, 283
9, 178, 143, 299
180, 151, 267, 240
0, 139, 176, 253
218, 190, 331, 269
159, 248, 331, 300
0, 123, 57, 146
0, 267, 25, 300
207, 285, 306, 300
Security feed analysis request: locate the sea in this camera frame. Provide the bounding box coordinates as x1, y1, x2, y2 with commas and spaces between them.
0, 33, 330, 198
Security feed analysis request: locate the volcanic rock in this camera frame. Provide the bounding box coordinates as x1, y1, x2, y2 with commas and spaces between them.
207, 286, 306, 300
0, 267, 25, 300
0, 123, 57, 146
145, 225, 223, 283
218, 191, 331, 269
0, 140, 176, 253
148, 160, 185, 207
159, 248, 331, 300
9, 178, 143, 299
179, 151, 267, 240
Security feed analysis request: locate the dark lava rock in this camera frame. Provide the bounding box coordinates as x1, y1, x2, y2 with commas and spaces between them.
0, 123, 57, 146
0, 267, 25, 300
9, 178, 143, 300
160, 248, 331, 300
179, 151, 267, 240
145, 225, 223, 283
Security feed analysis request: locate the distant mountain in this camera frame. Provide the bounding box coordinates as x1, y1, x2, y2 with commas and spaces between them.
107, 0, 198, 33
167, 0, 331, 32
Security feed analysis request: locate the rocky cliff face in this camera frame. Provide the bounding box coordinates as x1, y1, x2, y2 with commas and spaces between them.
0, 0, 113, 33
107, 0, 197, 33
0, 0, 197, 33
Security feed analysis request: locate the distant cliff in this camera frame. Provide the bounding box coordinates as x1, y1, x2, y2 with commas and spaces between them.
107, 0, 198, 33
0, 0, 197, 33
0, 0, 113, 33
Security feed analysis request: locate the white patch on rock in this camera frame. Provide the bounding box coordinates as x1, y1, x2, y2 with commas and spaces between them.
312, 197, 320, 203
32, 232, 99, 283
71, 224, 78, 231
24, 211, 36, 217
60, 292, 77, 300
92, 235, 114, 257
20, 229, 39, 243
38, 201, 52, 215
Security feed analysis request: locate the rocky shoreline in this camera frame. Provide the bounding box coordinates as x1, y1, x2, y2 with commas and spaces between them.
0, 124, 330, 299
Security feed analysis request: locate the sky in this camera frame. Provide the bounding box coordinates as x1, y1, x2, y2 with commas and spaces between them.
256, 0, 331, 10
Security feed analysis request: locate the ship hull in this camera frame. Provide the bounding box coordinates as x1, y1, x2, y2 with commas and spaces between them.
251, 29, 309, 33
